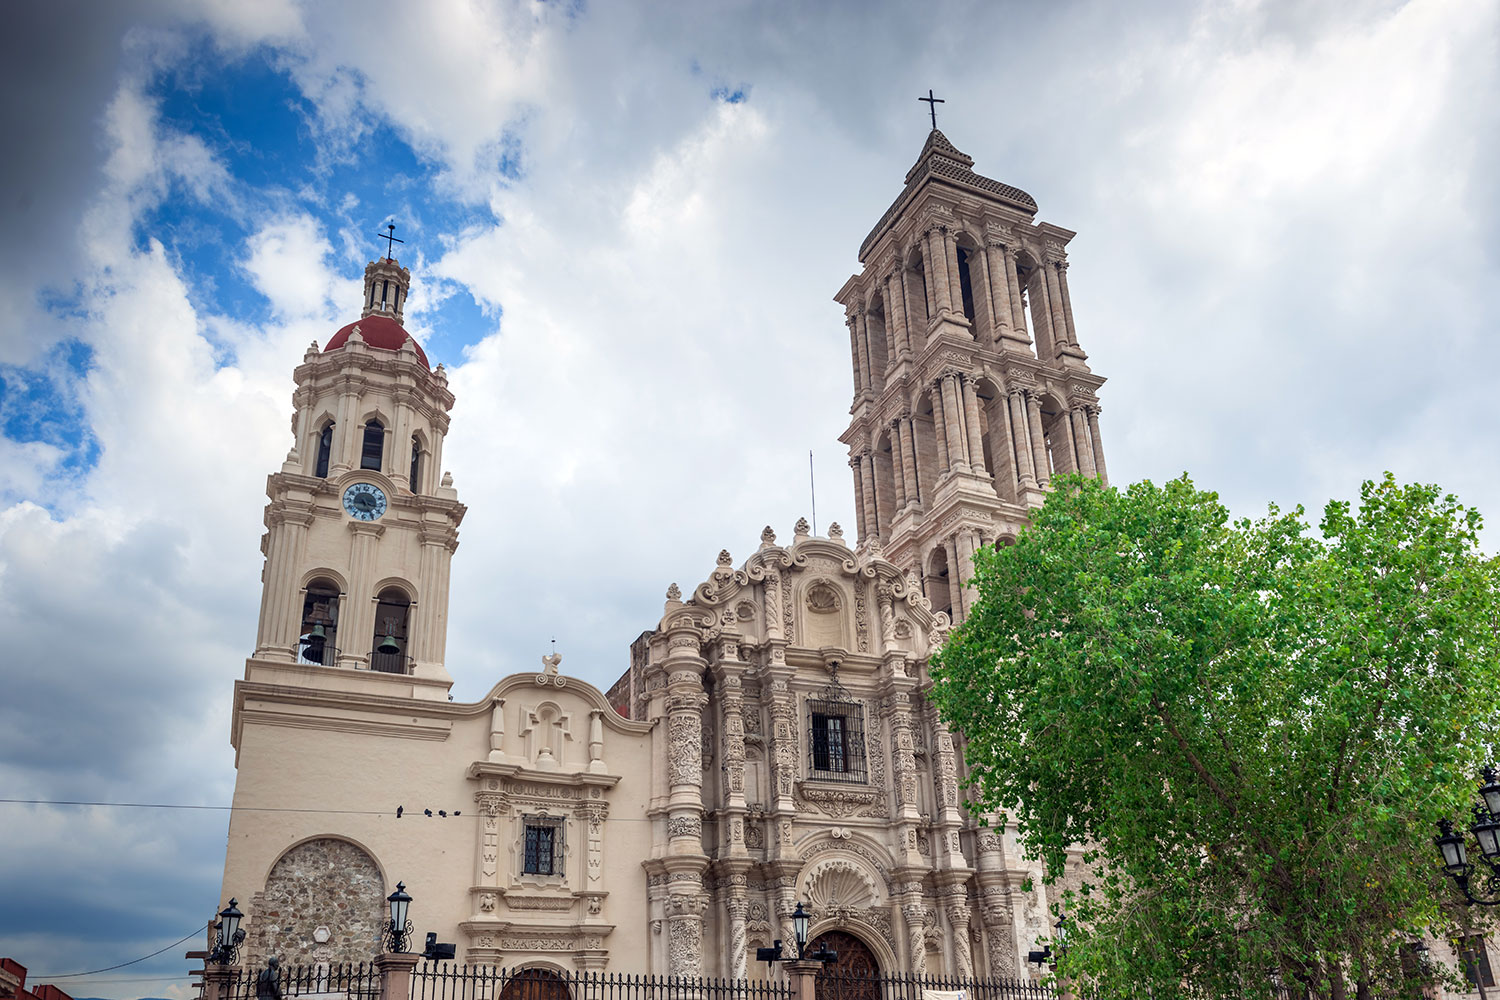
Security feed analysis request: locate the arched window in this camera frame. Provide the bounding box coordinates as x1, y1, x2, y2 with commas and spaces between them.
409, 436, 422, 493
298, 579, 341, 665
360, 420, 384, 471
315, 423, 334, 478
370, 587, 411, 674
955, 245, 977, 324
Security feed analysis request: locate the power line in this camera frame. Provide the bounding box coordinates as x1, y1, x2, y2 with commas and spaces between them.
35, 927, 203, 979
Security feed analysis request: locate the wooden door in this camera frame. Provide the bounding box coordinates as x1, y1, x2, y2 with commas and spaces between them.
813, 930, 881, 1000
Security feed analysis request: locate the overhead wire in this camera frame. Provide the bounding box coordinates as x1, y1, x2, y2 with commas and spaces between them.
34, 927, 204, 978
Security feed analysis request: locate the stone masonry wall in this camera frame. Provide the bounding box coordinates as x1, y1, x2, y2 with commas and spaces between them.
249, 838, 386, 966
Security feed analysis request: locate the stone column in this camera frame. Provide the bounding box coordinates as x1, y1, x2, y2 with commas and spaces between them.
1071, 407, 1097, 477
898, 417, 920, 506
927, 227, 954, 316
985, 242, 1015, 346
957, 529, 979, 595
374, 953, 420, 1000
726, 891, 750, 979
855, 309, 879, 390
944, 536, 964, 619
1005, 246, 1028, 341
944, 231, 965, 320
849, 457, 868, 540
846, 314, 866, 394
411, 527, 449, 667
662, 618, 709, 976
342, 521, 385, 668
889, 421, 908, 512
1008, 389, 1038, 490
998, 397, 1021, 497
1026, 393, 1051, 489
858, 452, 879, 541
256, 510, 312, 658
908, 416, 927, 503
1045, 263, 1070, 352
941, 375, 970, 472
887, 267, 911, 357
1087, 407, 1108, 485
969, 239, 994, 337
929, 384, 950, 474
472, 788, 510, 914
961, 377, 987, 475
946, 892, 976, 978
333, 387, 359, 472
1057, 260, 1079, 347
898, 884, 930, 975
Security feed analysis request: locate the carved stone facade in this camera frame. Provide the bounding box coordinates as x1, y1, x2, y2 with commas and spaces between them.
218, 128, 1090, 978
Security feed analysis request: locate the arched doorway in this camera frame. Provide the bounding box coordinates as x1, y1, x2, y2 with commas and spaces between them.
499, 969, 570, 1000
813, 930, 880, 1000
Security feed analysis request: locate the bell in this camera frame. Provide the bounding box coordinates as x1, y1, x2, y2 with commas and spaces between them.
377, 634, 402, 655
306, 624, 327, 641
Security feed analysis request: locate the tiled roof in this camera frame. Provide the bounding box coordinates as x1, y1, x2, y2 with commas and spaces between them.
859, 130, 1037, 260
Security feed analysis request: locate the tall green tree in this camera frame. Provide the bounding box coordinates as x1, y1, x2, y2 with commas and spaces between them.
931, 474, 1500, 1000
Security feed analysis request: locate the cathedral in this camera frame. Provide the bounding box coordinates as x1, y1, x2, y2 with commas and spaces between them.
216, 127, 1107, 980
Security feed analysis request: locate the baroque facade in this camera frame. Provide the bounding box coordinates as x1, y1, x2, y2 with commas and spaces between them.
217, 129, 1101, 978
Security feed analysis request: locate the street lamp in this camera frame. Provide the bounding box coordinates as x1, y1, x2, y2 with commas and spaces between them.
208, 899, 246, 965
384, 882, 414, 952
1054, 911, 1069, 956
1433, 769, 1500, 907
754, 902, 837, 967
791, 902, 810, 958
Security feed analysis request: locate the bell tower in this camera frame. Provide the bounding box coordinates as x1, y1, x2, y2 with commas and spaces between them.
837, 128, 1108, 624
250, 243, 465, 698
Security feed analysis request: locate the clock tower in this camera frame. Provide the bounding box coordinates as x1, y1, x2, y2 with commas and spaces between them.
250, 250, 465, 698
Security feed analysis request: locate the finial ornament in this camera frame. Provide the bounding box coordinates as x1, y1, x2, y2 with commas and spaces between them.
717, 549, 733, 567
794, 517, 811, 536
666, 583, 682, 601
541, 638, 561, 677
761, 525, 777, 546
919, 89, 945, 130
828, 522, 844, 540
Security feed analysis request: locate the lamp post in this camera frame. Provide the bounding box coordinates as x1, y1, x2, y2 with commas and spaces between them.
755, 902, 837, 967
208, 899, 245, 965
1433, 768, 1500, 907
384, 882, 414, 953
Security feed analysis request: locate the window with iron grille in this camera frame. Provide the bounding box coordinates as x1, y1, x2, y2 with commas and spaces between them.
807, 698, 867, 784
522, 817, 563, 876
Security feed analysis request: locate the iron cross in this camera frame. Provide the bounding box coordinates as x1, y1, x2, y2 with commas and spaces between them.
920, 89, 945, 130
376, 222, 404, 260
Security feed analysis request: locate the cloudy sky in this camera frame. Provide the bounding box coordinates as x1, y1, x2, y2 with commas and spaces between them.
1, 0, 1497, 994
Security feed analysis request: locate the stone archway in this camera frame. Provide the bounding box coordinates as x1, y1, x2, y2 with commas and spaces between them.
813, 930, 881, 1000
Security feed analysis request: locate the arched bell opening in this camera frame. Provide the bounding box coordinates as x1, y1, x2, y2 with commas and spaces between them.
1017, 250, 1056, 362
360, 419, 385, 472
905, 246, 930, 331
954, 232, 985, 330
314, 421, 334, 478
369, 587, 411, 674
1037, 393, 1074, 480
925, 546, 953, 619
298, 578, 341, 665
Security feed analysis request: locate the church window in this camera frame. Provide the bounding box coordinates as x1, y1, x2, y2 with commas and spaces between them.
370, 587, 411, 673
1459, 936, 1495, 989
360, 420, 385, 471
381, 279, 390, 308
315, 423, 334, 478
807, 671, 867, 783
298, 580, 340, 665
409, 437, 422, 493
522, 816, 563, 875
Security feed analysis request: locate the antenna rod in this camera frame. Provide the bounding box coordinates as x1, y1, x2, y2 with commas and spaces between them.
809, 450, 817, 537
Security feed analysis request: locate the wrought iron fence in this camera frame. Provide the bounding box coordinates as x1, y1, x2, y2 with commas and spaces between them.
370, 649, 413, 674
410, 964, 795, 1000
218, 961, 380, 1000
811, 971, 1056, 1000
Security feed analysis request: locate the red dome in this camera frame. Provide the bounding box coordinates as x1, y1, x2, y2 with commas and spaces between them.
324, 315, 429, 367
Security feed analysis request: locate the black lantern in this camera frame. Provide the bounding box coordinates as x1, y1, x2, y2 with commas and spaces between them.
208, 898, 245, 965
791, 901, 811, 958
1054, 911, 1069, 954
1475, 808, 1500, 861
1482, 767, 1500, 820
384, 882, 413, 953
1436, 819, 1469, 874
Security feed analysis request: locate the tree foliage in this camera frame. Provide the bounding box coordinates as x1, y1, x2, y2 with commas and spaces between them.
931, 474, 1500, 1000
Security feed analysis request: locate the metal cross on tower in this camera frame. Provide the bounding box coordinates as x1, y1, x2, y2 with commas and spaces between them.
376, 222, 404, 260
919, 89, 945, 130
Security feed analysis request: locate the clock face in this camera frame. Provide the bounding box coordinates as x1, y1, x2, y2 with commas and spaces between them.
342, 482, 387, 521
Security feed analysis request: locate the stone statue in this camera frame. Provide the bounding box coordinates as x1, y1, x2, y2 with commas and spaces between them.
256, 957, 285, 1000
